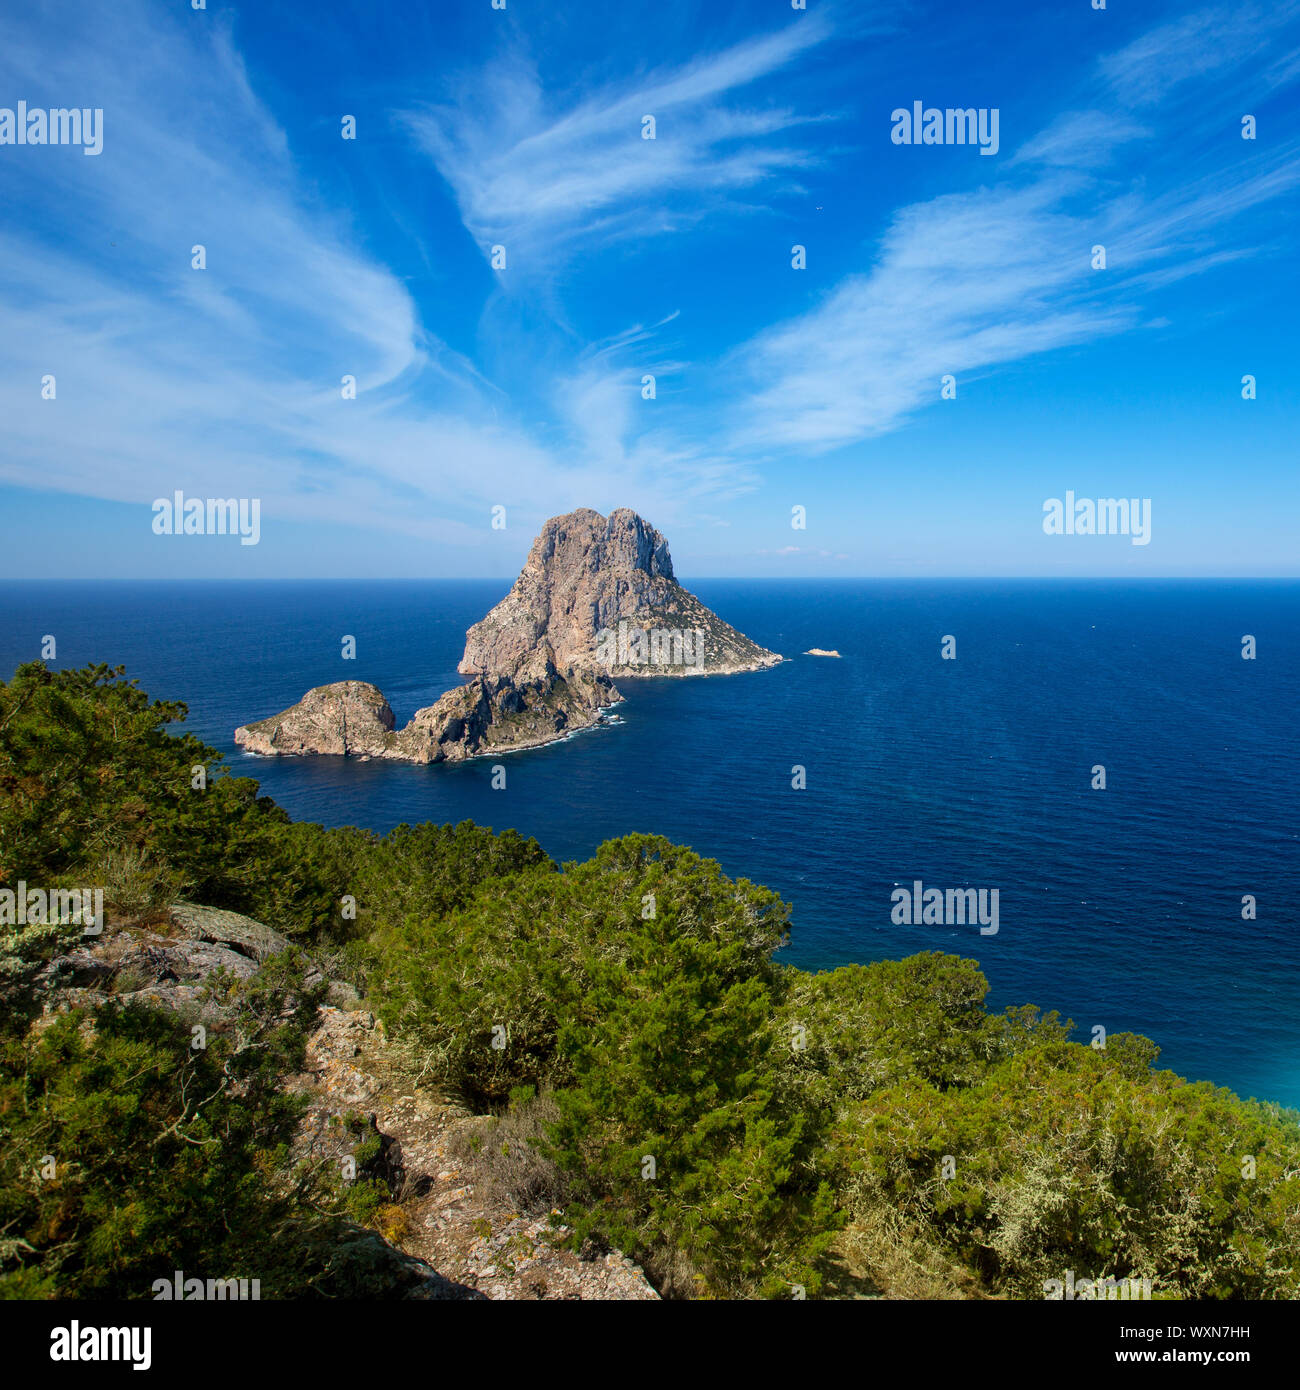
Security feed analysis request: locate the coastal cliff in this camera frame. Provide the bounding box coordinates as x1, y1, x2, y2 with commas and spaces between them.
235, 507, 779, 763
461, 507, 780, 679
235, 663, 618, 765
234, 680, 397, 757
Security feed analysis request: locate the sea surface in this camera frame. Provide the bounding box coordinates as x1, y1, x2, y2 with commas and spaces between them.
2, 579, 1297, 1108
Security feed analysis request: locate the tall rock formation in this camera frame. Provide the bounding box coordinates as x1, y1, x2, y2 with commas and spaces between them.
235, 508, 780, 763
460, 507, 779, 679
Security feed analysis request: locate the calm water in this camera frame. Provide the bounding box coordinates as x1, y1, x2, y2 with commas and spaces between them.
3, 579, 1297, 1107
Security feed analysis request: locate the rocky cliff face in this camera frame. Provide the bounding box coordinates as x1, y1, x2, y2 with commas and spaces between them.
461, 507, 780, 679
236, 665, 619, 765
235, 507, 778, 763
235, 681, 396, 757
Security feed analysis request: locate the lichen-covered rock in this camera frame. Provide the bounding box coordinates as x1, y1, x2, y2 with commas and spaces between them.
32, 905, 295, 1023
169, 903, 293, 963
32, 928, 257, 1026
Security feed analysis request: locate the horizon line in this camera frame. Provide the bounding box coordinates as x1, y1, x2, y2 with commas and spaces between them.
2, 574, 1299, 585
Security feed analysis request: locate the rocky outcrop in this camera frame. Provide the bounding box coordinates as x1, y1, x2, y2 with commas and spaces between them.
235, 681, 396, 758
27, 903, 357, 1020
236, 507, 778, 763
461, 507, 780, 679
389, 652, 619, 764
296, 1002, 660, 1300
169, 902, 305, 966
236, 664, 619, 766
29, 904, 659, 1300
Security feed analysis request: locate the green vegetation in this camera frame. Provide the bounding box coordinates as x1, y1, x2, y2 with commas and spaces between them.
0, 949, 337, 1299
2, 660, 1298, 1299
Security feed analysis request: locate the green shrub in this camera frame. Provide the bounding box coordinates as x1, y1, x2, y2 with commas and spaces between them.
368, 832, 836, 1296
0, 662, 363, 940
834, 1040, 1300, 1299
0, 955, 338, 1299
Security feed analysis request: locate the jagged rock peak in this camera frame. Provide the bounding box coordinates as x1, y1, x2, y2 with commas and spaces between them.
460, 507, 779, 679
536, 507, 676, 580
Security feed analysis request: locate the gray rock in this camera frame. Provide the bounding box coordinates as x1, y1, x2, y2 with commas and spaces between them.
32, 947, 115, 992
322, 1225, 485, 1300
169, 903, 293, 963
130, 937, 259, 984
326, 979, 362, 1009
462, 507, 781, 679
234, 680, 395, 758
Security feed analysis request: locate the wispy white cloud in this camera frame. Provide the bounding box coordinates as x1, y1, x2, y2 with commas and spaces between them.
719, 5, 1300, 458
0, 0, 762, 553
2, 0, 1298, 575
400, 15, 835, 265
724, 178, 1129, 453
1009, 110, 1151, 168
1098, 0, 1300, 107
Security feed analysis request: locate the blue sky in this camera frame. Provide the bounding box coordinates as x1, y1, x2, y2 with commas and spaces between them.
0, 0, 1296, 578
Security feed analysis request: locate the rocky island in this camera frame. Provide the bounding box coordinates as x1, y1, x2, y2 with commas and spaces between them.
235, 507, 781, 764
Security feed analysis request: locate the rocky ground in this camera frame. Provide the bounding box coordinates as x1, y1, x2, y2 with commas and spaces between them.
295, 998, 657, 1301
30, 904, 659, 1302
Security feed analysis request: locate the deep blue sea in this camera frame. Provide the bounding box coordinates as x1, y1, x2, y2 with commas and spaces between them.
2, 579, 1297, 1108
